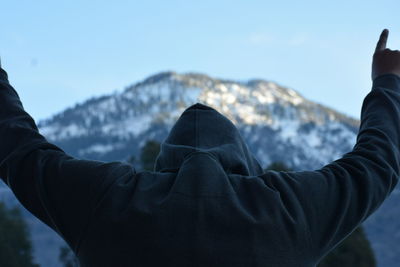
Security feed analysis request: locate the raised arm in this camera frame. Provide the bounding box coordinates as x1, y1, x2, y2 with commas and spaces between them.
258, 29, 400, 262
0, 62, 135, 253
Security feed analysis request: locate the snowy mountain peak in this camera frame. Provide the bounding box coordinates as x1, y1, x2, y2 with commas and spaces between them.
37, 71, 359, 170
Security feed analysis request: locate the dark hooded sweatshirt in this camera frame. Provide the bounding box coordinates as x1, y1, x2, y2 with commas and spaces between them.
0, 65, 399, 267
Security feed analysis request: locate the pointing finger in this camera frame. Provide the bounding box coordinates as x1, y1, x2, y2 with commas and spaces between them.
375, 29, 389, 52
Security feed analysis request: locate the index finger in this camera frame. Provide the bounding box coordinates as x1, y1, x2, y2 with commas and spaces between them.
375, 29, 389, 52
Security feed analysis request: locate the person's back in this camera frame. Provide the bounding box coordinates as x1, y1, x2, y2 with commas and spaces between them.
0, 29, 399, 267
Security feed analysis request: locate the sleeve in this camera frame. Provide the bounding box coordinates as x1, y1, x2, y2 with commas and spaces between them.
258, 73, 400, 262
0, 66, 136, 253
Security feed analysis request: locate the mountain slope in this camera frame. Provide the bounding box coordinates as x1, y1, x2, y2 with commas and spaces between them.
37, 71, 359, 170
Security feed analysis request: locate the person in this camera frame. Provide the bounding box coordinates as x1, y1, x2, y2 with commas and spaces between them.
0, 28, 399, 267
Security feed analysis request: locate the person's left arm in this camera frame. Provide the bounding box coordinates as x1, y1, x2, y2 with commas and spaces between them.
0, 64, 135, 253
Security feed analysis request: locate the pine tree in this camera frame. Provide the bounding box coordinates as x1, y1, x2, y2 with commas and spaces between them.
265, 161, 376, 267
0, 202, 39, 267
140, 139, 161, 171
265, 161, 293, 171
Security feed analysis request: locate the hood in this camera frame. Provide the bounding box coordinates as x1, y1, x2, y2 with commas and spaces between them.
154, 102, 263, 176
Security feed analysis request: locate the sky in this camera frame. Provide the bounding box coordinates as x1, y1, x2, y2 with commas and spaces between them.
0, 0, 399, 122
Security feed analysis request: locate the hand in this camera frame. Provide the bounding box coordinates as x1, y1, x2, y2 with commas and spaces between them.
372, 29, 400, 81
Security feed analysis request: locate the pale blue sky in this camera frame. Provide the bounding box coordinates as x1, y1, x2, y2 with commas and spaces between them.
0, 0, 399, 122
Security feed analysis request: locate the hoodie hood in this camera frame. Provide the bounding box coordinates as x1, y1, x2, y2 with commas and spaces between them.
154, 102, 263, 176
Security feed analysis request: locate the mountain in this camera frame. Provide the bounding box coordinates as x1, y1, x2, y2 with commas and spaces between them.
0, 71, 398, 267
37, 71, 359, 169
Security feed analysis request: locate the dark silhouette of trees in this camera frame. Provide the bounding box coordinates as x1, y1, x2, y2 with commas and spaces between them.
265, 161, 293, 171
0, 202, 38, 267
265, 161, 376, 267
140, 139, 161, 171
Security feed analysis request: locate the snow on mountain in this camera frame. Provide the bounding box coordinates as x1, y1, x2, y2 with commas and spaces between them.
36, 71, 359, 171
1, 71, 398, 267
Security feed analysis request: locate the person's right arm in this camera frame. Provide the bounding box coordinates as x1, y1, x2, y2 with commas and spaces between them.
257, 29, 400, 262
